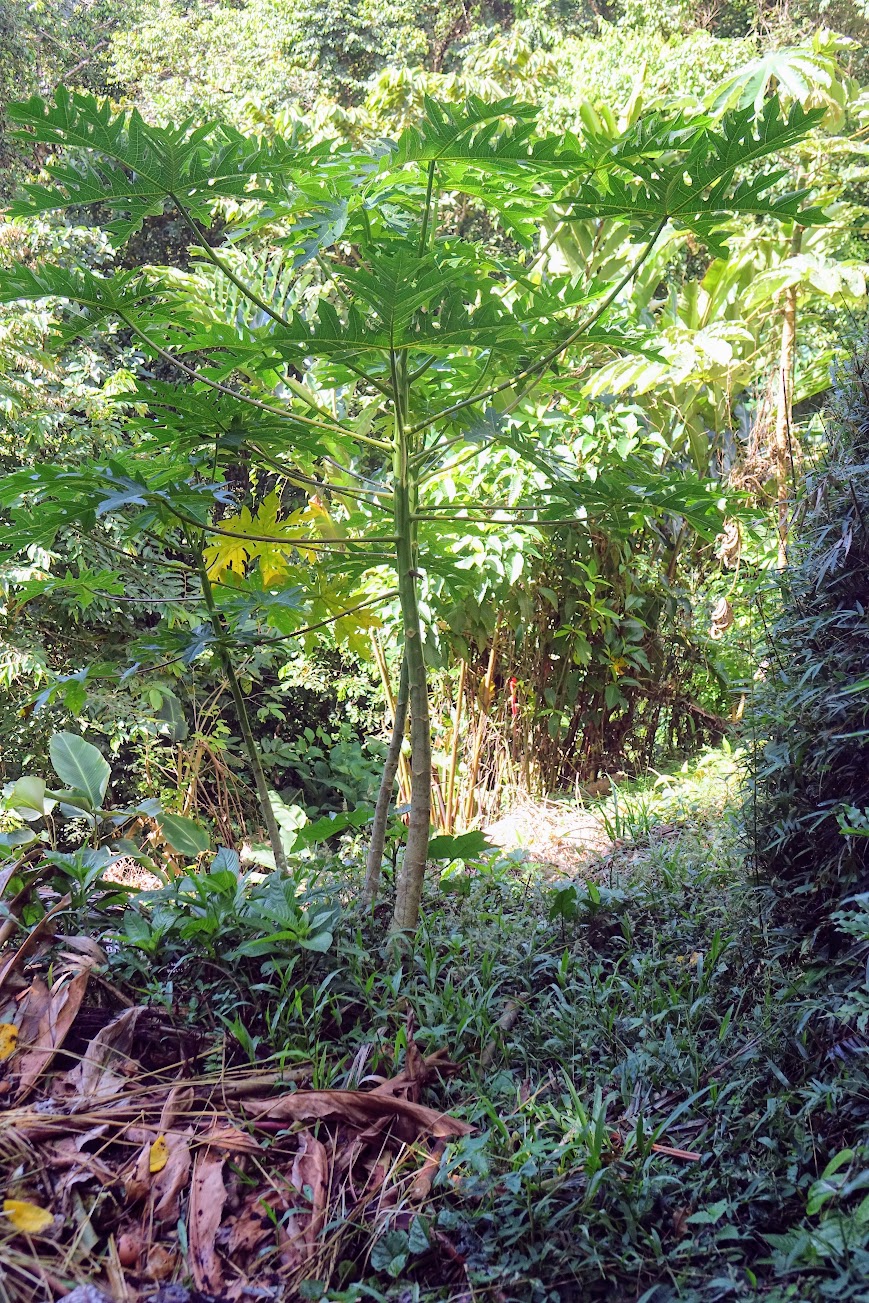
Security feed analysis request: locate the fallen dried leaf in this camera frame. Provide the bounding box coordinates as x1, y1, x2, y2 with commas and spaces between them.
4, 1197, 55, 1233
145, 1243, 177, 1281
0, 893, 71, 993
195, 1120, 260, 1155
65, 1005, 145, 1101
245, 1088, 472, 1142
15, 970, 89, 1099
149, 1134, 169, 1173
408, 1138, 447, 1201
285, 1129, 328, 1259
0, 1022, 18, 1061
188, 1145, 227, 1292
151, 1128, 192, 1223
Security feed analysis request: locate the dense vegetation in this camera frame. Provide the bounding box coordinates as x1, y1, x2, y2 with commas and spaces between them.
1, 0, 869, 1299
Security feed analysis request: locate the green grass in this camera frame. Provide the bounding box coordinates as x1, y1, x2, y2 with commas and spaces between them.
90, 749, 869, 1298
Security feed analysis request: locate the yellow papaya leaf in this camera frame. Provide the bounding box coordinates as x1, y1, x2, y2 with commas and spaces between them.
203, 532, 252, 580
0, 1023, 18, 1061
149, 1134, 169, 1173
258, 548, 292, 585
4, 1198, 54, 1233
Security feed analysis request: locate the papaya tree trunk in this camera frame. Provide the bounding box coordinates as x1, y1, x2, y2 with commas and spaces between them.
362, 652, 409, 908
773, 225, 802, 568
390, 350, 431, 934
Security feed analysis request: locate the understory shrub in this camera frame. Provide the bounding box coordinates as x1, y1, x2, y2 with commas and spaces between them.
750, 352, 869, 957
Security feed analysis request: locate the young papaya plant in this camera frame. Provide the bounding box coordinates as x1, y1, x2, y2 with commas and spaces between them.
0, 90, 828, 934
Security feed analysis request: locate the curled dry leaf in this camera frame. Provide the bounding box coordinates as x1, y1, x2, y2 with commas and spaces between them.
244, 1088, 473, 1142
15, 969, 90, 1100
372, 1047, 459, 1100
144, 1243, 177, 1282
151, 1128, 192, 1223
188, 1146, 227, 1293
65, 1005, 146, 1102
283, 1129, 328, 1264
194, 1120, 261, 1155
408, 1138, 448, 1202
54, 934, 108, 963
0, 893, 72, 993
14, 977, 51, 1053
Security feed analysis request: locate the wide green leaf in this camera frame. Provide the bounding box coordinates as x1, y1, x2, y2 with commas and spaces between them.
49, 733, 111, 808
157, 812, 211, 858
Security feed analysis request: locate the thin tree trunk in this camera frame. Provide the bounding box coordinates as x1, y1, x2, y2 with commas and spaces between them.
463, 629, 499, 827
773, 225, 802, 568
370, 630, 412, 803
362, 653, 408, 908
444, 659, 467, 833
390, 351, 432, 934
196, 553, 288, 874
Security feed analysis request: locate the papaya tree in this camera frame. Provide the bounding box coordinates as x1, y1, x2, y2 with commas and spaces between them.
0, 90, 827, 932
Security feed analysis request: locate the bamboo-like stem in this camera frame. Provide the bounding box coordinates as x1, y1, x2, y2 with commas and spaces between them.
194, 550, 288, 874
370, 631, 412, 803
390, 348, 432, 935
362, 653, 409, 908
773, 224, 803, 569
463, 631, 499, 828
444, 659, 467, 834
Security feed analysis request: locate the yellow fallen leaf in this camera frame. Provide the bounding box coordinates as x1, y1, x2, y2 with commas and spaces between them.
149, 1134, 169, 1174
0, 1023, 18, 1062
3, 1198, 54, 1233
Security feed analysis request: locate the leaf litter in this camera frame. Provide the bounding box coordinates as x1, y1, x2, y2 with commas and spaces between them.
0, 976, 471, 1303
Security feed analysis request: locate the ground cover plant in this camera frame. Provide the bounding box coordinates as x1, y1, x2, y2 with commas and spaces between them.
3, 748, 869, 1301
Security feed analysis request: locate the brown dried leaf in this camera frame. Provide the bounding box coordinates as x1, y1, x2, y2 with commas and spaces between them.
195, 1120, 261, 1155
54, 934, 108, 963
284, 1129, 328, 1258
407, 1138, 447, 1202
65, 1006, 145, 1102
226, 1191, 279, 1256
188, 1146, 227, 1292
14, 977, 51, 1050
15, 970, 89, 1099
152, 1128, 192, 1224
244, 1089, 472, 1142
158, 1083, 194, 1133
0, 894, 71, 993
145, 1244, 177, 1282
372, 1048, 461, 1099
